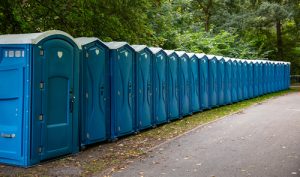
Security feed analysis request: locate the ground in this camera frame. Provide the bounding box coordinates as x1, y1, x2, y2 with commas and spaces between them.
112, 91, 300, 177
0, 89, 298, 177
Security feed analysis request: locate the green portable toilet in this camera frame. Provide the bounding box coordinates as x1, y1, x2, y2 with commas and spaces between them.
0, 30, 80, 167
105, 42, 136, 139
75, 37, 110, 147
131, 45, 153, 131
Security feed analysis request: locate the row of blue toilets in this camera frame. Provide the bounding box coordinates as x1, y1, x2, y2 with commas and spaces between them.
0, 31, 290, 167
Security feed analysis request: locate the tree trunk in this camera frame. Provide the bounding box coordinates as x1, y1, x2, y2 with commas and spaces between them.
276, 20, 283, 60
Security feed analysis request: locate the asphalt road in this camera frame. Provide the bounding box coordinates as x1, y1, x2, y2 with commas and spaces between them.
112, 92, 300, 177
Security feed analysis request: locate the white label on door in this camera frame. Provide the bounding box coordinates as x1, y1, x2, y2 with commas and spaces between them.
57, 51, 63, 59
95, 49, 100, 55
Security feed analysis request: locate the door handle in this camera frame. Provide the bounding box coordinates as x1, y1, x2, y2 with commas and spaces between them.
69, 89, 75, 113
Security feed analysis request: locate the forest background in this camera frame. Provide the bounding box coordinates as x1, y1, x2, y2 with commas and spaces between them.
1, 0, 299, 74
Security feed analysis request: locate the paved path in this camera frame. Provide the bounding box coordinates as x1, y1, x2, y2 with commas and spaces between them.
112, 93, 300, 177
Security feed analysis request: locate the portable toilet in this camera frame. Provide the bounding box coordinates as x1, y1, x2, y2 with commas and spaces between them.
207, 55, 218, 107
253, 60, 259, 97
236, 59, 243, 101
231, 58, 238, 103
257, 60, 263, 95
187, 53, 200, 113
224, 57, 232, 104
216, 56, 225, 106
284, 62, 290, 89
75, 37, 110, 147
261, 60, 268, 94
266, 61, 271, 94
131, 45, 153, 131
279, 62, 284, 90
247, 60, 254, 98
149, 47, 168, 124
0, 30, 80, 167
105, 42, 135, 139
242, 59, 249, 99
165, 50, 180, 121
273, 61, 279, 92
270, 61, 275, 92
176, 51, 191, 116
197, 53, 210, 110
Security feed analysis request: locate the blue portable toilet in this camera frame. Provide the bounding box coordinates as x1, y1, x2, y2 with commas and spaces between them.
75, 37, 110, 147
0, 30, 80, 167
247, 60, 254, 98
216, 56, 225, 106
253, 60, 259, 97
257, 60, 264, 95
242, 59, 249, 99
187, 53, 201, 113
279, 62, 284, 90
224, 57, 232, 104
269, 61, 274, 92
236, 59, 243, 101
231, 58, 238, 103
196, 53, 210, 110
261, 60, 268, 94
149, 47, 168, 124
176, 51, 191, 116
273, 61, 278, 92
165, 50, 180, 121
131, 45, 153, 131
207, 55, 218, 107
105, 42, 135, 139
265, 61, 271, 94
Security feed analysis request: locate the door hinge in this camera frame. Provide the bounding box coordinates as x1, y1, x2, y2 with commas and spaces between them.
40, 49, 44, 56
38, 147, 43, 153
38, 114, 43, 121
40, 82, 44, 90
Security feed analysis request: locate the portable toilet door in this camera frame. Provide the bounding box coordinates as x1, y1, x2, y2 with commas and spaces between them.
216, 56, 225, 106
247, 60, 254, 98
236, 59, 243, 101
274, 62, 279, 92
242, 60, 249, 99
75, 38, 109, 147
224, 57, 232, 104
131, 45, 153, 131
187, 53, 200, 113
0, 31, 80, 167
280, 62, 284, 90
149, 47, 168, 124
266, 61, 271, 94
106, 42, 135, 139
207, 55, 218, 107
261, 60, 268, 94
258, 60, 264, 95
231, 59, 238, 103
270, 61, 275, 92
197, 53, 210, 109
165, 50, 180, 121
253, 60, 259, 97
176, 51, 191, 116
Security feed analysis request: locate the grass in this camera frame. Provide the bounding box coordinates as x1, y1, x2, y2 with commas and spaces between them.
0, 88, 298, 177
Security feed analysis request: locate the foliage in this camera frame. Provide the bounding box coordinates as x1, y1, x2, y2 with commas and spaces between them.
0, 0, 299, 73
